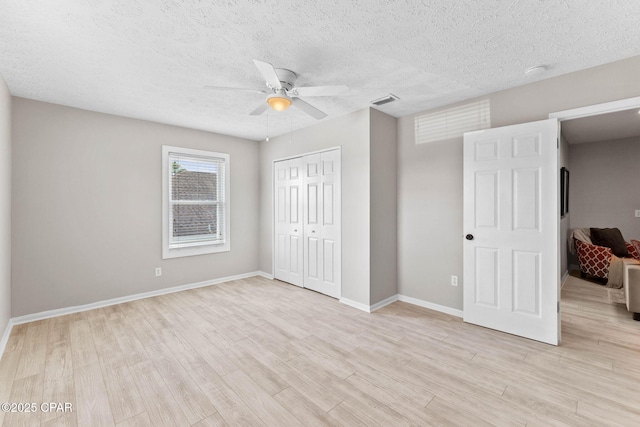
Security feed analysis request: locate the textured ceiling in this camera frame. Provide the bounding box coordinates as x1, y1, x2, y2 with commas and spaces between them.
1, 1, 640, 141
562, 108, 640, 144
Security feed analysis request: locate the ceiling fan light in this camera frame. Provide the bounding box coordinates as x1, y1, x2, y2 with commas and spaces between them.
267, 93, 292, 111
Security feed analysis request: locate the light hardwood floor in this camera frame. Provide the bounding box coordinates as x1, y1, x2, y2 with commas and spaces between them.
1, 274, 639, 426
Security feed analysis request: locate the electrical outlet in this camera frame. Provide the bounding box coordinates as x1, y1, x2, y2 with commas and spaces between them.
451, 275, 458, 287
635, 210, 640, 218
155, 267, 162, 277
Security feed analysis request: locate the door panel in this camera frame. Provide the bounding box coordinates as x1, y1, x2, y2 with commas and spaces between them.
307, 237, 319, 278
513, 134, 541, 158
303, 153, 322, 291
277, 234, 287, 270
323, 159, 334, 175
512, 250, 540, 315
475, 171, 499, 228
464, 118, 559, 345
323, 240, 335, 283
513, 168, 540, 231
290, 186, 300, 223
274, 157, 304, 287
475, 139, 499, 161
475, 247, 499, 307
290, 236, 301, 275
307, 160, 319, 177
307, 183, 318, 224
323, 183, 334, 225
303, 150, 341, 298
277, 187, 286, 222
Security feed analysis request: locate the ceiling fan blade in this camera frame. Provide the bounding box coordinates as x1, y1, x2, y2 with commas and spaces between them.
293, 85, 350, 97
292, 98, 327, 120
253, 59, 282, 90
249, 102, 268, 116
204, 85, 266, 94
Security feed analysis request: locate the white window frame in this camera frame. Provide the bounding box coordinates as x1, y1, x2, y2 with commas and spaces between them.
162, 145, 230, 259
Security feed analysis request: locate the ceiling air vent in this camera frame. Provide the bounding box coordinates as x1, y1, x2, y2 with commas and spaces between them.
371, 94, 399, 106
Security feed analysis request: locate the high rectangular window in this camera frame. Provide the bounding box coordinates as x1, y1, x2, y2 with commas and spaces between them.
162, 146, 230, 258
415, 99, 490, 144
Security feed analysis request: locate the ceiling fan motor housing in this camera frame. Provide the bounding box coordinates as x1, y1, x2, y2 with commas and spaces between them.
273, 68, 297, 91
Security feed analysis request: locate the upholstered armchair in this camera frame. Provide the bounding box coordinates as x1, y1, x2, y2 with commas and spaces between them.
575, 238, 640, 280
572, 228, 640, 320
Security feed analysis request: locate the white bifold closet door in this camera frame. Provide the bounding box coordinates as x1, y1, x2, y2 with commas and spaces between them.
274, 149, 341, 298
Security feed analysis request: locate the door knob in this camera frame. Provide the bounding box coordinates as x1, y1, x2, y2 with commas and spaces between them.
312, 230, 316, 233
465, 234, 474, 240
294, 229, 297, 232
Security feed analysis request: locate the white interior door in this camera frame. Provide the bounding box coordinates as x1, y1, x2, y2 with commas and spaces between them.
303, 150, 341, 298
274, 157, 304, 287
463, 118, 559, 345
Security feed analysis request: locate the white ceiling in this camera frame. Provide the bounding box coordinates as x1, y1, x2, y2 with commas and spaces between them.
562, 108, 640, 144
1, 1, 640, 141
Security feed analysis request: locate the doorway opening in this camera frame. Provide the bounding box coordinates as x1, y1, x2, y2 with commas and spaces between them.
550, 96, 640, 326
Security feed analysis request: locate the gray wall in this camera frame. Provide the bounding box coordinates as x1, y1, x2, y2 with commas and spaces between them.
397, 133, 464, 308
12, 98, 260, 317
370, 109, 398, 305
398, 55, 640, 310
0, 74, 11, 335
569, 137, 640, 241
259, 109, 371, 305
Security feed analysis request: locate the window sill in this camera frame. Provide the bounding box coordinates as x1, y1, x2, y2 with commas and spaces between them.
162, 242, 230, 259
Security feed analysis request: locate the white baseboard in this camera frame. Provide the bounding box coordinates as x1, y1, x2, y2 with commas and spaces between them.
561, 270, 570, 288
370, 294, 399, 312
11, 271, 263, 326
339, 297, 371, 313
340, 293, 460, 317
397, 294, 463, 318
339, 295, 397, 313
257, 271, 274, 280
0, 319, 13, 358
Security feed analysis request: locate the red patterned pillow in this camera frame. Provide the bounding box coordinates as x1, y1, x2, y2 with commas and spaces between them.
631, 240, 640, 260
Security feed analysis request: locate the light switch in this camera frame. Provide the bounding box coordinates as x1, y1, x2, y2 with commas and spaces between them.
635, 210, 640, 218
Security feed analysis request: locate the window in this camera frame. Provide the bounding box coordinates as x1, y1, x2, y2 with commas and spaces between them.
415, 99, 490, 144
162, 146, 230, 259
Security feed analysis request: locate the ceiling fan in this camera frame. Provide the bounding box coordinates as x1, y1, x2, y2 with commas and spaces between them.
205, 59, 350, 120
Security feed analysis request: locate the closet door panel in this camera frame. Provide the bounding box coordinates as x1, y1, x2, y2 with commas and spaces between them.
303, 150, 341, 298
274, 157, 303, 287
307, 183, 319, 225
323, 239, 335, 284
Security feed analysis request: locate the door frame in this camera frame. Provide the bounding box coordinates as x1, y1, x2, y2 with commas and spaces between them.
549, 96, 640, 339
271, 146, 342, 288
549, 96, 640, 121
